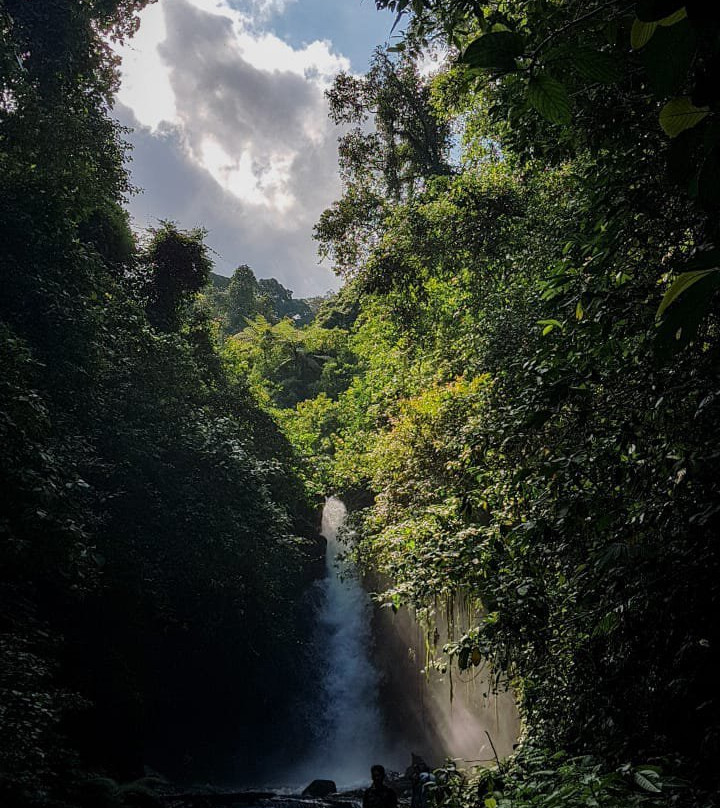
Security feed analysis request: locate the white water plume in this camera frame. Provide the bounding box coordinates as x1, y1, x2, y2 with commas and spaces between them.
290, 497, 391, 789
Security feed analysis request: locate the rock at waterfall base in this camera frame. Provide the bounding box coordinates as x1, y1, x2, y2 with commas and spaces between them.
302, 780, 338, 798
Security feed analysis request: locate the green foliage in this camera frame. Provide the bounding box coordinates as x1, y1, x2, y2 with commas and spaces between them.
375, 1, 720, 258
141, 222, 212, 332
258, 277, 314, 325
0, 0, 321, 800
462, 32, 524, 73
658, 97, 710, 137
439, 745, 685, 808
5, 0, 720, 801
227, 263, 263, 332
223, 315, 356, 409
316, 49, 452, 277
657, 270, 720, 319
295, 11, 720, 796
526, 75, 571, 125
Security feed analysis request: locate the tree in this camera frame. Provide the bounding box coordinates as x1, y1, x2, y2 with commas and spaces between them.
142, 222, 212, 332
227, 264, 261, 332
224, 315, 356, 409
376, 0, 720, 337
315, 49, 452, 277
290, 13, 720, 792
0, 1, 324, 799
258, 277, 313, 324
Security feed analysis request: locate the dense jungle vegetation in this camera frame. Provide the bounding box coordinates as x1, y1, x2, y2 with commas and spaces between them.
2, 0, 720, 807
0, 1, 323, 803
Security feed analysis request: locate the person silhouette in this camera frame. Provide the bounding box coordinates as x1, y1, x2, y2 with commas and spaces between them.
362, 765, 398, 808
410, 759, 436, 808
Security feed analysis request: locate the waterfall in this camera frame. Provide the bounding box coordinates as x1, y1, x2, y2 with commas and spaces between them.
292, 497, 390, 788
280, 496, 519, 792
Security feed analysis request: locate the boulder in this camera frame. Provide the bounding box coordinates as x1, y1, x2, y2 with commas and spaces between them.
302, 780, 338, 798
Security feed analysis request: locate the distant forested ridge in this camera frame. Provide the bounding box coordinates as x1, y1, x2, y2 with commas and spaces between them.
0, 2, 321, 802
208, 267, 319, 333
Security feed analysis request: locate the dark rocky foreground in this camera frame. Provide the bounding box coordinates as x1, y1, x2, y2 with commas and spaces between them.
155, 775, 414, 808
158, 793, 390, 808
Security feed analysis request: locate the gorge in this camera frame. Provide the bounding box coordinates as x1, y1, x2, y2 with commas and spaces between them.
3, 2, 720, 807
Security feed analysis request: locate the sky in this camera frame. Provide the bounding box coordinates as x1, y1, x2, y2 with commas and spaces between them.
115, 0, 398, 297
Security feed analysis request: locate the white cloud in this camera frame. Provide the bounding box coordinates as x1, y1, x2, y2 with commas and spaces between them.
113, 0, 352, 295
246, 0, 298, 21
115, 3, 177, 130
199, 137, 296, 213
116, 0, 348, 212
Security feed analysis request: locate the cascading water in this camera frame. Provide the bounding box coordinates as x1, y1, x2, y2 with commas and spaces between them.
291, 497, 391, 788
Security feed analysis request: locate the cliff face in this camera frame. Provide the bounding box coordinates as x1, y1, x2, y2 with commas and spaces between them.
370, 592, 520, 766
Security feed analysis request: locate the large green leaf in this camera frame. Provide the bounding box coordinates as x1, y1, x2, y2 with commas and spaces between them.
544, 45, 621, 84
633, 770, 662, 793
655, 256, 720, 355
538, 317, 564, 336
659, 97, 709, 137
528, 75, 571, 124
461, 31, 524, 71
659, 8, 688, 25
636, 0, 686, 22
570, 47, 621, 84
657, 269, 720, 318
631, 19, 658, 49
641, 19, 695, 96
